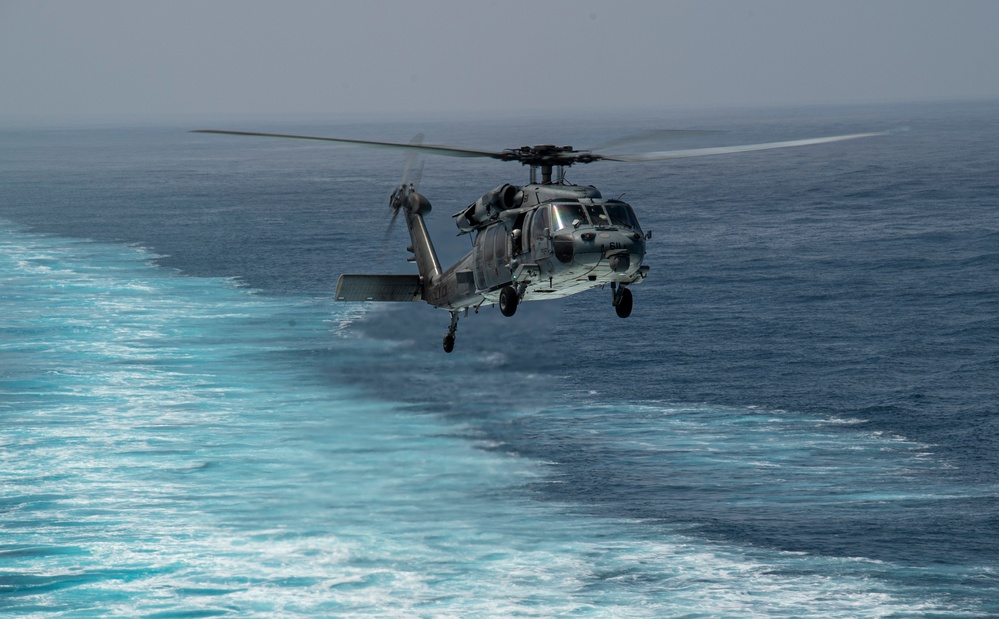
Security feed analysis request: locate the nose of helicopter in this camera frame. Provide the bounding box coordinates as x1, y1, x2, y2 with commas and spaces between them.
569, 228, 645, 273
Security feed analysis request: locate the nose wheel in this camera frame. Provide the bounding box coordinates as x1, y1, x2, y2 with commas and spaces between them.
443, 311, 459, 353
612, 283, 633, 318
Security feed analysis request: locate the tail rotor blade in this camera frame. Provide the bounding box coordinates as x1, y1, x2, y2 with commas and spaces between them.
387, 204, 401, 234
376, 204, 402, 267
402, 133, 426, 191
406, 156, 425, 192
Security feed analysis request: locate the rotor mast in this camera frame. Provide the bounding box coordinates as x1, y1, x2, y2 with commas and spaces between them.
530, 163, 556, 185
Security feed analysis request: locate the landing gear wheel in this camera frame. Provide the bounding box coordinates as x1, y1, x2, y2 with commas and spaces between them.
443, 311, 459, 353
499, 286, 519, 317
614, 286, 633, 318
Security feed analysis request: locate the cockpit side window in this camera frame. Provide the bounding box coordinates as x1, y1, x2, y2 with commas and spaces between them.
531, 205, 550, 240
604, 201, 642, 231
552, 203, 588, 231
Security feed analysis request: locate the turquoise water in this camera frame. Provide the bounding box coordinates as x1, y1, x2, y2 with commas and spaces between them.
2, 102, 998, 616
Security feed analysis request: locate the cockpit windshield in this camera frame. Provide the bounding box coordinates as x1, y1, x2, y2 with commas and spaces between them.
549, 200, 642, 232
551, 203, 589, 231
585, 203, 610, 226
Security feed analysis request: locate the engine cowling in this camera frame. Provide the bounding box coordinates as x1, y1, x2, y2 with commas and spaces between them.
454, 184, 521, 233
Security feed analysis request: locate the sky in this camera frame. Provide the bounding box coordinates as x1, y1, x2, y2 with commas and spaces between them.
2, 0, 998, 121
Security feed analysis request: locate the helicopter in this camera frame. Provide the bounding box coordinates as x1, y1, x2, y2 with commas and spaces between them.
193, 128, 883, 352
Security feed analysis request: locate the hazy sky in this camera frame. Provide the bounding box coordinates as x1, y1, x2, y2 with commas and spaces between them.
2, 0, 998, 120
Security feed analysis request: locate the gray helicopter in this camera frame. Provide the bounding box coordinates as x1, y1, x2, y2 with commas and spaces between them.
194, 129, 882, 352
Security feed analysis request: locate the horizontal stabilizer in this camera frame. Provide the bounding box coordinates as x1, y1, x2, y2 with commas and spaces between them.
335, 274, 423, 302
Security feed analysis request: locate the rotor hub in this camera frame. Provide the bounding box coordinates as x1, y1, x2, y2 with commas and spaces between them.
500, 144, 598, 168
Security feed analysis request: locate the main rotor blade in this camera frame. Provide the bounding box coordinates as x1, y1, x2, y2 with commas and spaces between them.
597, 132, 887, 162
191, 129, 507, 159
590, 129, 723, 152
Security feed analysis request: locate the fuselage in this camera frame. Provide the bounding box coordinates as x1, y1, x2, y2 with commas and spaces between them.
417, 183, 649, 311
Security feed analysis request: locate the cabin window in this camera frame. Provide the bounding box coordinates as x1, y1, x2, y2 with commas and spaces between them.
552, 203, 588, 231
491, 225, 506, 261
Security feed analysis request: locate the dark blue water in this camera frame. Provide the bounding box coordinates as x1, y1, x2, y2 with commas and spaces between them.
2, 101, 997, 616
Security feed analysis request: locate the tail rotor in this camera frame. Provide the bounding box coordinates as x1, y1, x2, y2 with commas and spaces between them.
387, 133, 425, 236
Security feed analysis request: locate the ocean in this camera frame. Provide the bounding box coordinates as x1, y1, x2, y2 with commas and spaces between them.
2, 100, 997, 617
